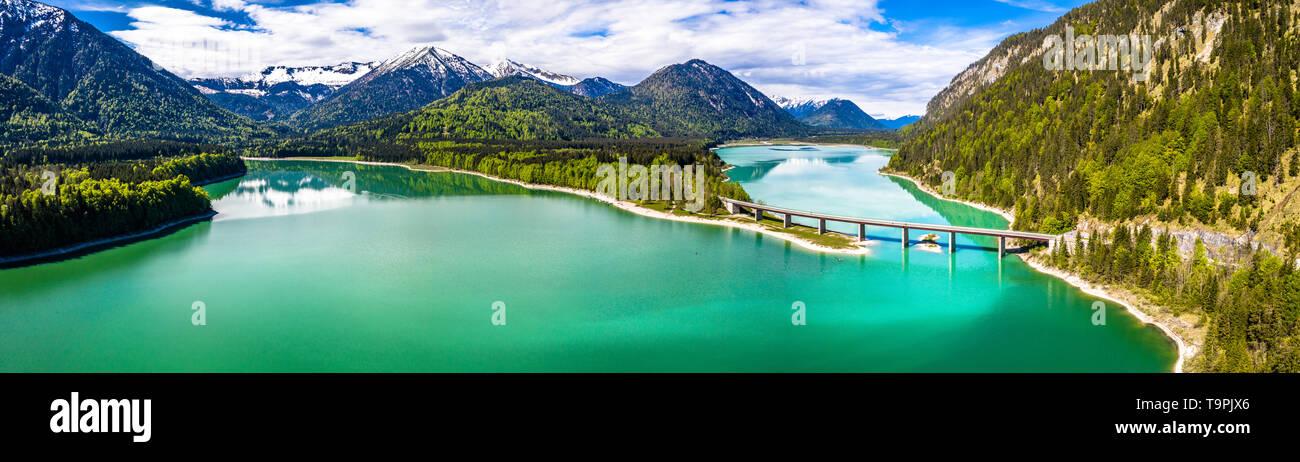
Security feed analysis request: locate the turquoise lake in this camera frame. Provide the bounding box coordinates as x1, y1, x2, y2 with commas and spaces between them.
0, 146, 1179, 371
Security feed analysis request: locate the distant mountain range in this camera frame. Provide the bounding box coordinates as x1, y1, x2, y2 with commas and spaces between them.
804, 99, 886, 130
772, 97, 829, 119
602, 59, 807, 138
489, 59, 581, 86
325, 58, 807, 142
773, 97, 886, 130
0, 0, 270, 144
189, 62, 375, 121
187, 45, 788, 136
187, 54, 628, 128
567, 77, 625, 98
2, 0, 862, 147
487, 59, 627, 98
877, 115, 920, 129
285, 46, 497, 132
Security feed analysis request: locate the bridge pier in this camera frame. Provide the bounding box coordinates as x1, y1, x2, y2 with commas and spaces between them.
714, 197, 1059, 257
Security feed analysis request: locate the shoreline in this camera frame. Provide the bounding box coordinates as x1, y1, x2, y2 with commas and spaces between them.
1019, 256, 1193, 373
714, 140, 899, 151
881, 170, 1191, 373
0, 170, 246, 268
247, 154, 1188, 372
878, 171, 1017, 224
0, 210, 218, 268
244, 157, 874, 256
193, 171, 249, 187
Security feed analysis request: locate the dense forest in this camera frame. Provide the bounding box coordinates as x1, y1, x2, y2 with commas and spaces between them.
887, 0, 1300, 372
2, 139, 230, 166
0, 74, 97, 147
0, 145, 245, 259
889, 0, 1300, 237
398, 77, 659, 140
1043, 226, 1300, 372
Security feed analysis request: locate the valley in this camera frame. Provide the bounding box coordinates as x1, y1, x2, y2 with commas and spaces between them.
0, 0, 1295, 373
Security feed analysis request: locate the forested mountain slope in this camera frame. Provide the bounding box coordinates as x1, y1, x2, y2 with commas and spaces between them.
803, 99, 887, 130
601, 59, 808, 138
288, 46, 494, 132
0, 73, 94, 146
891, 0, 1298, 241
889, 0, 1300, 372
378, 76, 658, 140
0, 0, 269, 144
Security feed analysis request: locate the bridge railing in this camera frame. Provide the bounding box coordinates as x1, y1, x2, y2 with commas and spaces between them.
717, 196, 1058, 255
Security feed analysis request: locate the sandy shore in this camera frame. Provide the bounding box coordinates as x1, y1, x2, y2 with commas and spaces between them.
244, 157, 874, 256
1020, 257, 1194, 373
882, 170, 1191, 373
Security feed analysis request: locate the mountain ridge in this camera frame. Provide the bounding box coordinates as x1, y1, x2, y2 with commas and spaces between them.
489, 59, 581, 86
287, 46, 494, 132
772, 96, 829, 119
189, 62, 375, 121
601, 59, 808, 138
802, 99, 886, 130
0, 0, 267, 144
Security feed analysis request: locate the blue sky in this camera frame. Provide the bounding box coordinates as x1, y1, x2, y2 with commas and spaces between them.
44, 0, 1090, 117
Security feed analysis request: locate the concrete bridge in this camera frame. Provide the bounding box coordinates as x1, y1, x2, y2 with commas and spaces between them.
719, 197, 1058, 256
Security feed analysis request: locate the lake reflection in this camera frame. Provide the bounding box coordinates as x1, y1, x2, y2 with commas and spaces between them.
212, 172, 359, 222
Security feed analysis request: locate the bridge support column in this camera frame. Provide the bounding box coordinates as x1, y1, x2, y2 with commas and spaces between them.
998, 236, 1006, 258
818, 219, 826, 235
754, 207, 762, 222
901, 227, 909, 249
784, 213, 792, 228
858, 224, 866, 242
949, 231, 956, 254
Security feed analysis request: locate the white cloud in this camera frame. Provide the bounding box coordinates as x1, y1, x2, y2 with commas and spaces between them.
107, 0, 1014, 117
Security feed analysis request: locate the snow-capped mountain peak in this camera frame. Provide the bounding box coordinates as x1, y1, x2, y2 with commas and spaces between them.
488, 59, 580, 86
1, 0, 72, 32
772, 96, 830, 110
241, 62, 376, 88
188, 60, 380, 121
368, 46, 494, 82
772, 96, 832, 119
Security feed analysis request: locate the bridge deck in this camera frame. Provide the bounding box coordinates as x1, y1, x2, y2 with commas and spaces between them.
719, 197, 1057, 242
